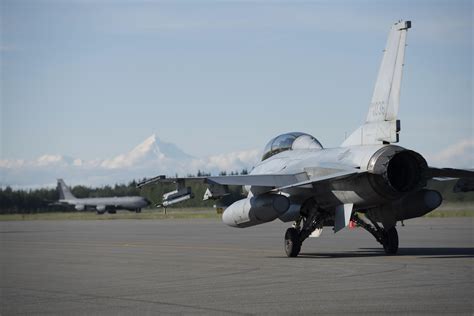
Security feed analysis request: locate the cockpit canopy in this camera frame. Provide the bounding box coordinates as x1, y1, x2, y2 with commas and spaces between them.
261, 132, 323, 161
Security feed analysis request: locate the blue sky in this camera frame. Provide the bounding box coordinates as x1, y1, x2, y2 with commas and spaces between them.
1, 0, 472, 162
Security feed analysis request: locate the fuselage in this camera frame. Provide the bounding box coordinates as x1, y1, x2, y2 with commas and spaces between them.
60, 196, 149, 210
250, 143, 427, 210
251, 145, 381, 175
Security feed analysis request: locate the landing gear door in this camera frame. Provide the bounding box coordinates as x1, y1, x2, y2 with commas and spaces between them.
334, 203, 354, 233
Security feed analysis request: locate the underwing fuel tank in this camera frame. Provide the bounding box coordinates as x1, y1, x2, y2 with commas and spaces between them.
393, 189, 443, 221
367, 189, 443, 223
222, 194, 293, 228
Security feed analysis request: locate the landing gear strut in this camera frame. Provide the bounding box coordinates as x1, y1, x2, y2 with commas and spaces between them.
352, 213, 399, 255
284, 204, 328, 257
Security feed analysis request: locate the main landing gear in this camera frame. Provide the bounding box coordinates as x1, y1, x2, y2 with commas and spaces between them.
284, 204, 399, 257
284, 228, 301, 257
351, 213, 399, 255
284, 205, 329, 257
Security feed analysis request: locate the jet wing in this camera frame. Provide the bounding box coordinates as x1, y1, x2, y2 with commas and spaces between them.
206, 173, 309, 187
137, 168, 363, 190
273, 169, 365, 191
137, 168, 364, 206
137, 173, 310, 206
137, 173, 309, 189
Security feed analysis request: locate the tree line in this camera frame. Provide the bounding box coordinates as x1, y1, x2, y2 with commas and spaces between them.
0, 169, 249, 214
2, 173, 472, 214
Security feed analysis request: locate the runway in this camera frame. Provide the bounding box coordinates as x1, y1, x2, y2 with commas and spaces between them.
1, 217, 473, 315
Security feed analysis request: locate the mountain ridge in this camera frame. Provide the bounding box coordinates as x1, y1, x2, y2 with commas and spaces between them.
0, 134, 260, 187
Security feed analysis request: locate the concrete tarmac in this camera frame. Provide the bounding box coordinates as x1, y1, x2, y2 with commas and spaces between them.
1, 217, 473, 315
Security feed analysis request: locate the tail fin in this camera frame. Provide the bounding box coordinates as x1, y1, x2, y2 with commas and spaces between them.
57, 179, 76, 200
342, 20, 411, 147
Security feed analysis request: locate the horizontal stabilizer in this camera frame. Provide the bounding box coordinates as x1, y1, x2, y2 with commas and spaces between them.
427, 168, 474, 193
426, 167, 474, 179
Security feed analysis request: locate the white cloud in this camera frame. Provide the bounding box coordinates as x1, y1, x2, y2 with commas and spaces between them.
189, 149, 260, 174
36, 155, 65, 166
0, 159, 26, 168
428, 138, 474, 168
73, 159, 83, 167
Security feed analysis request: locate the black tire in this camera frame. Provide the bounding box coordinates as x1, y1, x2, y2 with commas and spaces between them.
108, 210, 117, 214
136, 208, 141, 213
383, 226, 399, 255
285, 228, 301, 257
96, 211, 105, 215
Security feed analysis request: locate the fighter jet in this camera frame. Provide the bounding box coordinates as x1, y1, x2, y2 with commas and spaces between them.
57, 179, 150, 214
138, 21, 473, 257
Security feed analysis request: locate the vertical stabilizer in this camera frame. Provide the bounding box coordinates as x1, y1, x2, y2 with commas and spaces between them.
342, 20, 411, 147
57, 179, 76, 200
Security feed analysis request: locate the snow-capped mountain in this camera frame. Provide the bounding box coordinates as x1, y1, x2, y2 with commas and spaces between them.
101, 134, 194, 169
0, 134, 260, 188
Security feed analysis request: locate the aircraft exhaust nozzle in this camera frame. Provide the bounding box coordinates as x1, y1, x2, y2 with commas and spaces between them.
367, 146, 428, 199
222, 194, 291, 228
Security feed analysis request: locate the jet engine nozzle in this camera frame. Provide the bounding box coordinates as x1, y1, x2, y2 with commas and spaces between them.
368, 146, 428, 199
222, 194, 291, 228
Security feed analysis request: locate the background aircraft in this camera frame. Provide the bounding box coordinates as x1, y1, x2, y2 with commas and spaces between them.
138, 20, 473, 257
57, 179, 150, 214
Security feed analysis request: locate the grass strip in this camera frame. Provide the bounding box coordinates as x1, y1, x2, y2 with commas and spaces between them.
0, 209, 220, 221
1, 208, 473, 221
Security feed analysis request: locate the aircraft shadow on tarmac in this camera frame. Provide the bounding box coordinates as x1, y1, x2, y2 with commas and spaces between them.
284, 248, 474, 259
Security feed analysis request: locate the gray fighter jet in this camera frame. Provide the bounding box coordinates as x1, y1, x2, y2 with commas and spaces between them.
57, 179, 150, 214
138, 21, 473, 256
